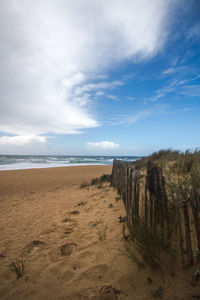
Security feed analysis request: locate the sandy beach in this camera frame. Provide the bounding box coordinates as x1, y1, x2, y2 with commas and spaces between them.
0, 165, 198, 300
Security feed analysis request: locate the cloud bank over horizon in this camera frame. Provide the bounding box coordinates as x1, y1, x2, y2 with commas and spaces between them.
86, 141, 119, 149
0, 0, 177, 150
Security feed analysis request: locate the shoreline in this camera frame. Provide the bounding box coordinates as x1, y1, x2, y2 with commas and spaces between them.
0, 163, 111, 172
0, 155, 140, 172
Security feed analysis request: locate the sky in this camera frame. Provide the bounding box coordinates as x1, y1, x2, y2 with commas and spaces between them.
0, 0, 200, 156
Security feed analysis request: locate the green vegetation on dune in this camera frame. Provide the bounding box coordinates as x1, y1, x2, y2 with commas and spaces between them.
79, 174, 111, 189
121, 149, 200, 269
90, 174, 111, 185
133, 149, 200, 185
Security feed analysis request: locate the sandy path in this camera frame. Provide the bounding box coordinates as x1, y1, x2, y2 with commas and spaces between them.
0, 166, 198, 299
0, 166, 130, 299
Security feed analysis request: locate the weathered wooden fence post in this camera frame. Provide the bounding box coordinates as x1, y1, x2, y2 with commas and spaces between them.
183, 199, 193, 266
144, 176, 148, 225
134, 171, 140, 218
190, 188, 200, 254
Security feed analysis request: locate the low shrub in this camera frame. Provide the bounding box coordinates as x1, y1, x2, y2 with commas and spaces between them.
90, 178, 99, 185
79, 181, 89, 188
90, 174, 111, 186
9, 258, 25, 279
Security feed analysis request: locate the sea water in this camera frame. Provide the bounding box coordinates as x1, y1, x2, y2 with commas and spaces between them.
0, 155, 141, 171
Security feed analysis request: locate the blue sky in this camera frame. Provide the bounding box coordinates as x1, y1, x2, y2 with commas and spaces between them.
0, 0, 199, 155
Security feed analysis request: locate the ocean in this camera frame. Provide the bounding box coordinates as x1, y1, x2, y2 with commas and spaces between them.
0, 155, 141, 171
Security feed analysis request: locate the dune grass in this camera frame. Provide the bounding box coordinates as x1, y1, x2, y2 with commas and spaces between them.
80, 174, 111, 189
133, 149, 200, 191
9, 258, 25, 279
133, 148, 200, 172
90, 174, 111, 186
79, 181, 89, 188
125, 218, 162, 268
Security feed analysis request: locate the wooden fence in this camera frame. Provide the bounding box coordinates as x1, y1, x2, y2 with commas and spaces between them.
111, 159, 200, 266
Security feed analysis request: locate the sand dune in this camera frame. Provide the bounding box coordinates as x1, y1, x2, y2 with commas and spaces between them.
0, 166, 198, 299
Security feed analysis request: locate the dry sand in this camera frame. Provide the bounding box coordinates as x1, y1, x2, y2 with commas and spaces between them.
0, 166, 199, 299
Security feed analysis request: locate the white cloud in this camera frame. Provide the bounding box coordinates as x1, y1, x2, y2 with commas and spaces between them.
150, 60, 200, 103
0, 135, 46, 146
109, 110, 152, 125
150, 93, 165, 102
0, 0, 177, 141
179, 85, 200, 97
74, 80, 124, 96
106, 94, 118, 100
186, 23, 200, 40
162, 66, 191, 76
86, 141, 119, 149
95, 91, 105, 97
126, 96, 135, 101
109, 104, 169, 126
163, 67, 176, 74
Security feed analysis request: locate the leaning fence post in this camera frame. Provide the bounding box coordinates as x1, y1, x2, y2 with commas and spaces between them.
183, 199, 193, 266
149, 191, 153, 231
126, 167, 132, 219
190, 188, 200, 254
144, 175, 148, 225
122, 163, 127, 205
129, 168, 133, 221
172, 196, 185, 265
135, 171, 140, 218
131, 169, 135, 218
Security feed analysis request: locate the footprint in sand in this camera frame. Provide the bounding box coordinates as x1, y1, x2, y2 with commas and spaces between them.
49, 242, 77, 262
61, 270, 75, 281
22, 240, 46, 255
64, 228, 73, 235
75, 201, 87, 207
98, 285, 121, 299
62, 217, 73, 223
41, 228, 55, 235
76, 264, 110, 282
68, 210, 80, 215
61, 218, 77, 237
88, 219, 103, 227
84, 207, 93, 213
60, 243, 77, 256
0, 252, 5, 259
